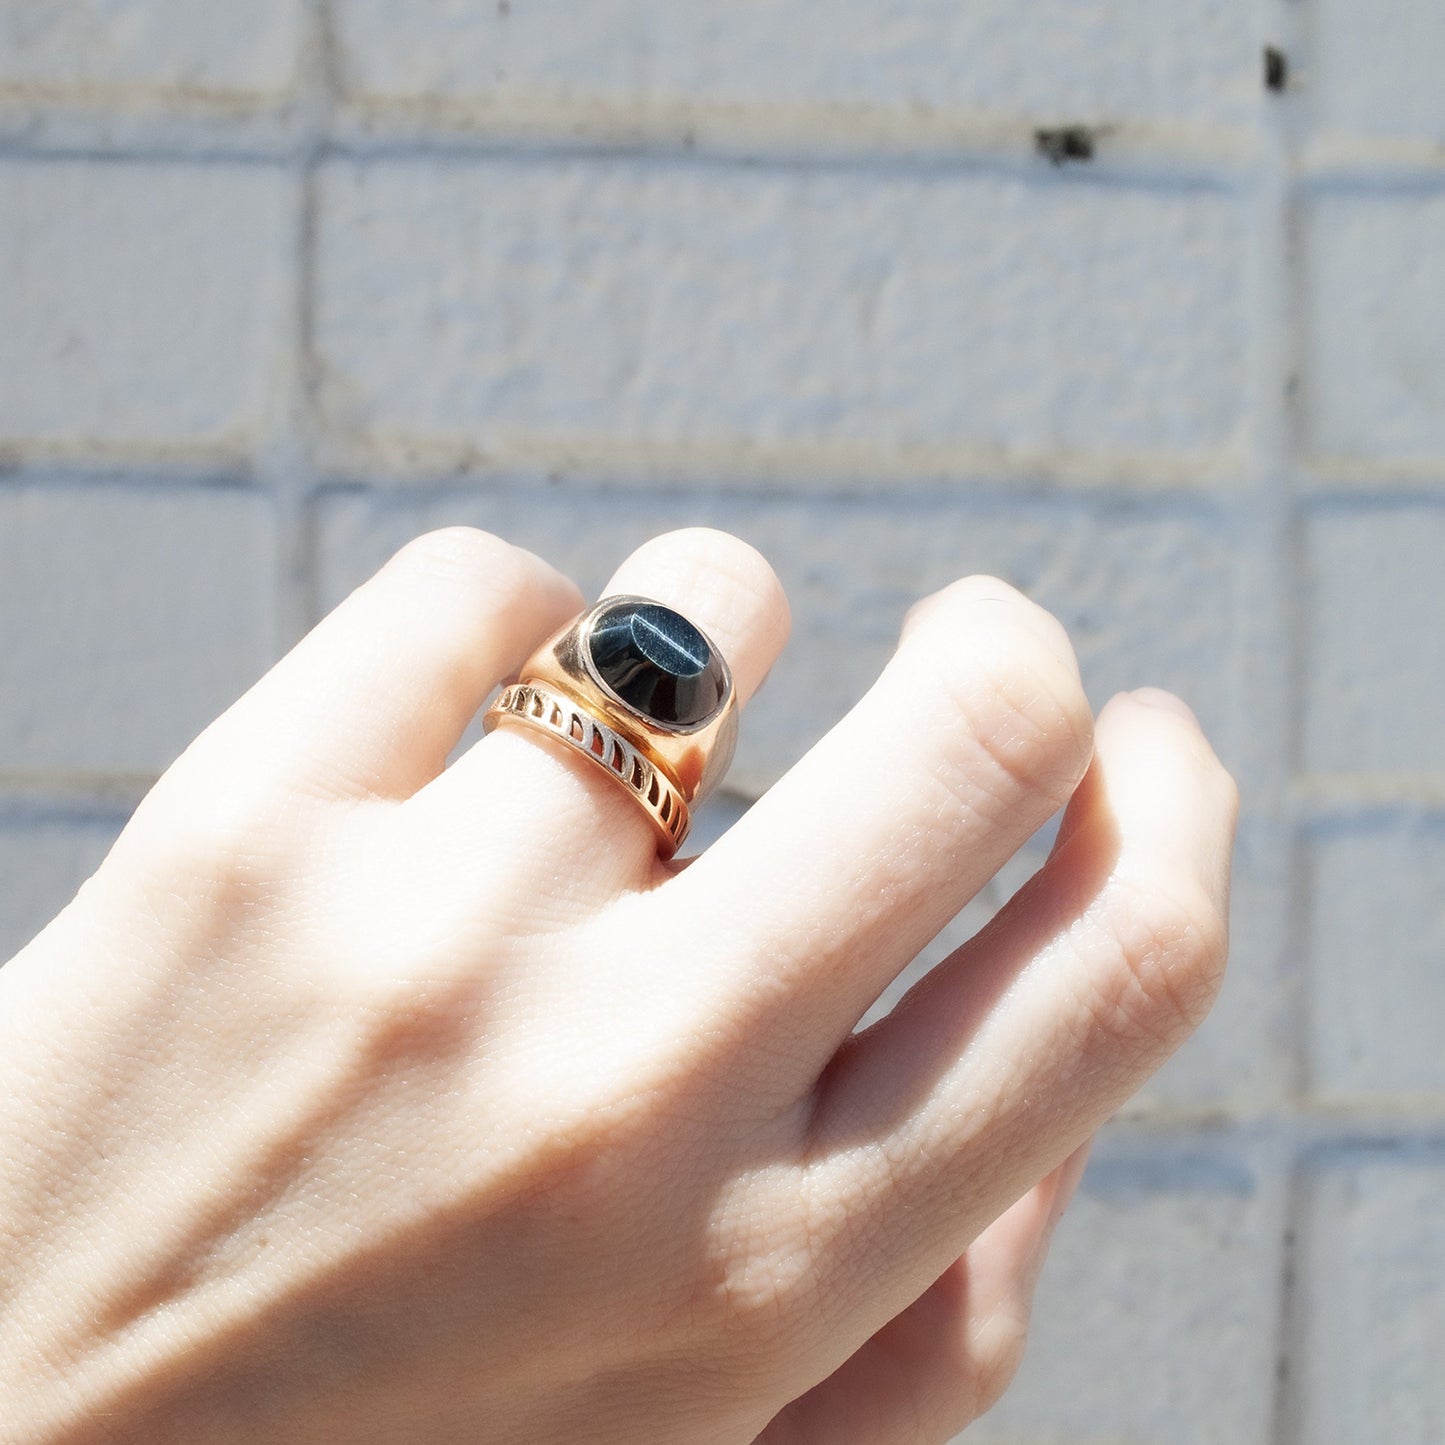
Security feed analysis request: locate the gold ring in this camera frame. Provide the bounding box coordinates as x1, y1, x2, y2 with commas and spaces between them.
482, 595, 738, 856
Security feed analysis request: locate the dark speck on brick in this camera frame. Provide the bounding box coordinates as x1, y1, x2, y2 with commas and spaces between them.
1264, 46, 1287, 92
1035, 126, 1095, 165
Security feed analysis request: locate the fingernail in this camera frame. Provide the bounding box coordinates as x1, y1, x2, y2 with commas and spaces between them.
1131, 687, 1199, 727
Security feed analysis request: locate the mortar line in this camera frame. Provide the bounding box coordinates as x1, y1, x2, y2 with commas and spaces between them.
251, 0, 338, 652
8, 445, 1443, 499
1, 100, 1443, 181
1253, 4, 1313, 1439
0, 444, 1253, 495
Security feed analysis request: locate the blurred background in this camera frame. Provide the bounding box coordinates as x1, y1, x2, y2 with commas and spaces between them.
2, 1, 1444, 1440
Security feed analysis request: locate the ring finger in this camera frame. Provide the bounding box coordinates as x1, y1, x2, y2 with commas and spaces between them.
404, 527, 791, 902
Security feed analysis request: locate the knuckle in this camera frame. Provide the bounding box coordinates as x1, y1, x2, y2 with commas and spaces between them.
684, 1179, 822, 1376
701, 1237, 815, 1384
715, 1241, 808, 1339
100, 804, 306, 957
1091, 866, 1231, 1046
342, 952, 488, 1061
910, 589, 1093, 815
121, 759, 305, 892
973, 646, 1093, 811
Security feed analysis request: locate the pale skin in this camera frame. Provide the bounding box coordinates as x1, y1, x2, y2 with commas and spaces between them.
0, 526, 1238, 1444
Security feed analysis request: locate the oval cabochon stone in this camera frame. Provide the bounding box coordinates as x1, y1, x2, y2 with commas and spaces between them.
587, 600, 726, 728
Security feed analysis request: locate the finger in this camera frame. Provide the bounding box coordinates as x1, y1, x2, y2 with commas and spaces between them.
408, 528, 790, 894
953, 1137, 1091, 1414
762, 1141, 1091, 1445
155, 527, 583, 805
796, 689, 1237, 1345
664, 577, 1094, 1087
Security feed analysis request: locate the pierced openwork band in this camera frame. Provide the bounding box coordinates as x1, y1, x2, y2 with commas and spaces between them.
486, 678, 691, 851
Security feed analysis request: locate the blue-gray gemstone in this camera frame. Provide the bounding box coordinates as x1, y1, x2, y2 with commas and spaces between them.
588, 600, 725, 728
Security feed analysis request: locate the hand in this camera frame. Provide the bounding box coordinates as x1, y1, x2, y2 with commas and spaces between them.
0, 527, 1237, 1445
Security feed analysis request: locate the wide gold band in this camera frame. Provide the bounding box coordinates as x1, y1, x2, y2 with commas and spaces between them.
485, 678, 691, 853
481, 595, 739, 858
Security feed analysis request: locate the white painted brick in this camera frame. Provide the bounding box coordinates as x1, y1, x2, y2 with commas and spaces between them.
1300, 506, 1445, 776
314, 160, 1248, 464
0, 0, 303, 95
1297, 1155, 1445, 1444
1309, 0, 1445, 143
0, 813, 123, 963
966, 1149, 1278, 1445
1303, 194, 1445, 465
0, 159, 291, 451
316, 489, 1275, 1107
0, 484, 280, 774
1305, 817, 1445, 1101
334, 0, 1259, 130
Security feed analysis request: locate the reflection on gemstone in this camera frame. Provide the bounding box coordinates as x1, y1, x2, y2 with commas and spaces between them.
588, 600, 726, 727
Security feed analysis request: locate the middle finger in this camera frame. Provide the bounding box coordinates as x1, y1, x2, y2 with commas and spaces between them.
663, 576, 1095, 1091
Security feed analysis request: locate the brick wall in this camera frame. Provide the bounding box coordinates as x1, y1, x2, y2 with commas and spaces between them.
2, 3, 1442, 1440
